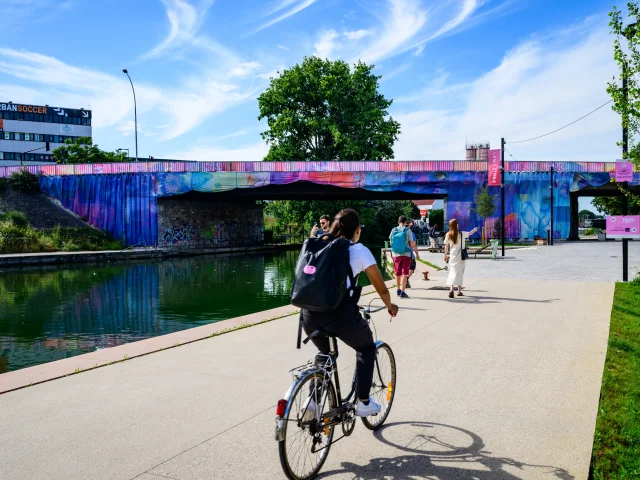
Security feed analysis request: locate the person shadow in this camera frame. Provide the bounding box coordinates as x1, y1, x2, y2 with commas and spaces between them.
317, 421, 574, 480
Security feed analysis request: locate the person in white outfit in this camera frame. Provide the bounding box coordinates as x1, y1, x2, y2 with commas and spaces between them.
443, 219, 478, 298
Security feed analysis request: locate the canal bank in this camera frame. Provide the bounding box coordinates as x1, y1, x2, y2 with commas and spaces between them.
0, 243, 302, 269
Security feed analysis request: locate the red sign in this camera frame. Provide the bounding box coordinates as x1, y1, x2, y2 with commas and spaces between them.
615, 160, 634, 182
488, 149, 501, 186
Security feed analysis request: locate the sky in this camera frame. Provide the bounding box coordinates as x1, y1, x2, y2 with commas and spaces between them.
0, 0, 625, 169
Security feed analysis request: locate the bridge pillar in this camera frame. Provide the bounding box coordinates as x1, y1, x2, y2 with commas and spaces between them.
569, 193, 580, 241
157, 196, 264, 248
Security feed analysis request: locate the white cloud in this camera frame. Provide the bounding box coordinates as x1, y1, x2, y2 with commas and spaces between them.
314, 30, 340, 59
352, 0, 428, 64
116, 120, 156, 138
277, 44, 291, 51
227, 61, 262, 78
0, 48, 255, 140
344, 29, 373, 41
254, 0, 318, 34
165, 141, 269, 161
392, 24, 619, 162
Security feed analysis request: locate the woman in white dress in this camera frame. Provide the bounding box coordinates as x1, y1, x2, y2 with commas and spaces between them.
444, 219, 479, 298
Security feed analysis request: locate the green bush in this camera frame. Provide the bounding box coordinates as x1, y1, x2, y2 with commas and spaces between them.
0, 211, 29, 229
8, 169, 41, 193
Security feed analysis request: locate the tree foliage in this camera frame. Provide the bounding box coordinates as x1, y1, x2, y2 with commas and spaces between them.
579, 209, 596, 220
592, 196, 640, 215
53, 137, 128, 164
257, 57, 401, 161
264, 200, 418, 244
472, 187, 497, 219
428, 209, 444, 229
608, 5, 640, 201
9, 169, 41, 193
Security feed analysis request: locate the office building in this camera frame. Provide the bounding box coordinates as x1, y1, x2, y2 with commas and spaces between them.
0, 101, 92, 163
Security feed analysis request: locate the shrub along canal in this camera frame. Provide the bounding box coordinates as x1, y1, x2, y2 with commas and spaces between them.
0, 248, 389, 373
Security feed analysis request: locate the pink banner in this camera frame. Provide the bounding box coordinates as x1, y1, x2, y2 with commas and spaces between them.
615, 160, 634, 182
606, 215, 640, 239
488, 149, 501, 186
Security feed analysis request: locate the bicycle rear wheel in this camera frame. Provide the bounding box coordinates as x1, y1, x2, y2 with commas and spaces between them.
278, 372, 338, 480
361, 342, 396, 430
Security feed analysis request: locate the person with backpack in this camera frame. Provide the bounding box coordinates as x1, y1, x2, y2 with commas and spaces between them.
290, 209, 399, 418
389, 216, 419, 299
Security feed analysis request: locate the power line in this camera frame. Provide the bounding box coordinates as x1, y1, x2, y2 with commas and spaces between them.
507, 99, 613, 144
504, 146, 517, 162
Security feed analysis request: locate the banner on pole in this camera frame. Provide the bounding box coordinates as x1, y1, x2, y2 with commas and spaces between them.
606, 215, 640, 239
488, 149, 501, 186
615, 160, 634, 182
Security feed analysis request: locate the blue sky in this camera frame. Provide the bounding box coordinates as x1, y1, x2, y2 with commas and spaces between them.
0, 0, 623, 169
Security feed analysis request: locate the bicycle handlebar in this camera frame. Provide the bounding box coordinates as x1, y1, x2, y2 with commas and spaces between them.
359, 305, 387, 314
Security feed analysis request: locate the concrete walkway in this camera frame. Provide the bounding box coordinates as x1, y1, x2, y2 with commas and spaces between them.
0, 244, 618, 480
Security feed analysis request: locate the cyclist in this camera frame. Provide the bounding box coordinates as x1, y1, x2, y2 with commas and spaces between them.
302, 208, 399, 418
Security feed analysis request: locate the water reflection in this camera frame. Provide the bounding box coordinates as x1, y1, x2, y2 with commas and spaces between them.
0, 251, 298, 373
0, 248, 386, 373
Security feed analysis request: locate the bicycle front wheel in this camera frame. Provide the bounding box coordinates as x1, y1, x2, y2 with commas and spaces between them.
362, 342, 396, 430
278, 372, 338, 480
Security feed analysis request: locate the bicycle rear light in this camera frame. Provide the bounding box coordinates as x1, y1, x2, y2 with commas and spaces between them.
387, 382, 393, 401
276, 399, 287, 417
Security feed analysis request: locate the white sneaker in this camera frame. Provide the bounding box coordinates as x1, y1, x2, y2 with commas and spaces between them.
301, 397, 320, 421
355, 398, 381, 417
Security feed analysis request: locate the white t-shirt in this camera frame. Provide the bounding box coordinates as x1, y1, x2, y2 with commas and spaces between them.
347, 243, 377, 287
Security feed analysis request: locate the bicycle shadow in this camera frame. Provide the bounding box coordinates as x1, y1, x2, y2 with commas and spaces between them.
317, 421, 573, 480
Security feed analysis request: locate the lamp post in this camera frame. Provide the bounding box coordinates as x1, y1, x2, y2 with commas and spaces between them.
122, 69, 138, 162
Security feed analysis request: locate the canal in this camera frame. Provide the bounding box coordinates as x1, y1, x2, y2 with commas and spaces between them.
0, 248, 390, 373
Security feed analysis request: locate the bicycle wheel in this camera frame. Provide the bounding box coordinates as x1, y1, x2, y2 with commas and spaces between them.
361, 342, 396, 430
278, 372, 338, 480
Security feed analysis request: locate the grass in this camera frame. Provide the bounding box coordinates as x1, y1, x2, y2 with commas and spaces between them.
590, 280, 640, 479
0, 211, 124, 254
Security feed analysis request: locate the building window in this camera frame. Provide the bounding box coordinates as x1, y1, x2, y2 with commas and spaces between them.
24, 133, 31, 141
14, 132, 22, 140
3, 132, 9, 140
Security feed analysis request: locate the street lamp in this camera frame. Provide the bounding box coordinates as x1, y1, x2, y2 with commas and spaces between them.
122, 69, 138, 162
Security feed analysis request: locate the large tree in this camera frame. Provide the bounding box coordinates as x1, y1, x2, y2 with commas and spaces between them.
257, 57, 401, 161
53, 137, 128, 164
592, 196, 640, 215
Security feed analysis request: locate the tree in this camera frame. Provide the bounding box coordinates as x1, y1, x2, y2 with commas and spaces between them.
257, 57, 401, 161
472, 187, 497, 242
53, 137, 128, 164
579, 210, 596, 220
264, 199, 418, 245
592, 196, 640, 215
608, 5, 640, 200
428, 209, 444, 230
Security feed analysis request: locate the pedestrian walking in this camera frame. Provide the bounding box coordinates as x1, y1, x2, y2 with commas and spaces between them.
443, 219, 478, 298
389, 216, 419, 298
310, 215, 331, 238
428, 224, 438, 250
406, 220, 418, 288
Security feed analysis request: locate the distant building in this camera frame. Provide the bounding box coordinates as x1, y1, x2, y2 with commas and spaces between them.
0, 102, 92, 163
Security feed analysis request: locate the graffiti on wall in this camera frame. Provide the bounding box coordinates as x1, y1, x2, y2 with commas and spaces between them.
161, 224, 196, 245
201, 222, 264, 247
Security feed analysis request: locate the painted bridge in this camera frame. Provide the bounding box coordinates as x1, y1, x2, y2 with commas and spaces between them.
1, 160, 638, 246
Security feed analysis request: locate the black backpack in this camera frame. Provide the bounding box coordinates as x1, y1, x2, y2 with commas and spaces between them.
290, 235, 358, 312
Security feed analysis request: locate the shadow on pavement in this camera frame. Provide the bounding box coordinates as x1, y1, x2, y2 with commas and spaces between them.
318, 421, 573, 480
414, 296, 559, 304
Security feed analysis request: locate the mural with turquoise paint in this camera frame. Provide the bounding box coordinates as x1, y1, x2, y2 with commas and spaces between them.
30, 161, 639, 246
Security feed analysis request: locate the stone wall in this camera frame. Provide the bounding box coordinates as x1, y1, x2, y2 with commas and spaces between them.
157, 197, 264, 248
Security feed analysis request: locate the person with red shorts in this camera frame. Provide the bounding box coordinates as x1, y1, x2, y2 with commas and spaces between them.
389, 216, 419, 298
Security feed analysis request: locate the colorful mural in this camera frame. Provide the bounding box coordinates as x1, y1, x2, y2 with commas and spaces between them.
25, 162, 640, 246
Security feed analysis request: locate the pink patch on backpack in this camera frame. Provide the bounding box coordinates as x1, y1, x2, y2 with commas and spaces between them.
303, 265, 316, 275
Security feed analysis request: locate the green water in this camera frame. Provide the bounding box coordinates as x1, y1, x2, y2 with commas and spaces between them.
0, 248, 388, 373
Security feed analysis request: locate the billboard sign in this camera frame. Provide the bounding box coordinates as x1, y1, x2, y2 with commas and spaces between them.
606, 215, 640, 239
0, 103, 91, 119
615, 160, 634, 182
488, 149, 501, 186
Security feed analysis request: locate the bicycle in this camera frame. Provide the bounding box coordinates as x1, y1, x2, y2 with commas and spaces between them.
274, 302, 397, 480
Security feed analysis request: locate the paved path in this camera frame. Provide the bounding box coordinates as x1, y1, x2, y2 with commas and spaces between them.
0, 244, 618, 480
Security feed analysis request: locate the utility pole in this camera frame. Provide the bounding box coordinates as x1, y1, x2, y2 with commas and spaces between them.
501, 137, 505, 256
122, 69, 139, 162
